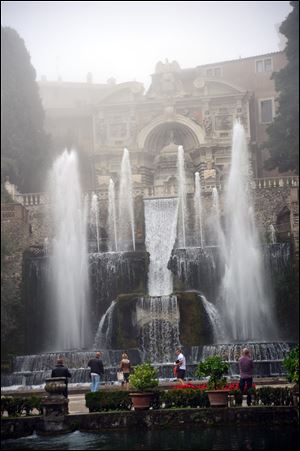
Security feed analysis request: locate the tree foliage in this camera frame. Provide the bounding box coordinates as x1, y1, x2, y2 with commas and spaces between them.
264, 1, 299, 173
1, 26, 51, 192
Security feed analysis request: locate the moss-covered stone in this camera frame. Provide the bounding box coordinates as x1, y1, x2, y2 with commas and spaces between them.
176, 292, 213, 346
108, 292, 213, 350
110, 294, 140, 349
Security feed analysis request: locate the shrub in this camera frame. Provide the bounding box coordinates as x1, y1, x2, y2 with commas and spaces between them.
160, 389, 210, 409
195, 356, 229, 390
28, 395, 43, 415
1, 395, 43, 416
283, 345, 299, 385
256, 386, 294, 406
230, 389, 243, 406
129, 363, 159, 392
85, 391, 132, 412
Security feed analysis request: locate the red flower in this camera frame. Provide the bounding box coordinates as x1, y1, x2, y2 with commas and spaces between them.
174, 382, 256, 391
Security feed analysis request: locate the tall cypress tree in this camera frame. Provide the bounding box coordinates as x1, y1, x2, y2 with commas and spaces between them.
1, 26, 50, 193
264, 1, 299, 174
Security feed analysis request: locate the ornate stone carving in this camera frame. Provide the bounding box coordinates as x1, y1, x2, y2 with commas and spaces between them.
203, 169, 216, 180
150, 59, 185, 97
155, 59, 181, 74
215, 115, 233, 131
193, 77, 205, 89
203, 115, 212, 135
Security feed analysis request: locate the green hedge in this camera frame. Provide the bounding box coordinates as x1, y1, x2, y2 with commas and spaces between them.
160, 389, 210, 409
85, 389, 210, 412
4, 387, 294, 416
85, 387, 296, 412
85, 391, 132, 412
1, 396, 43, 417
229, 390, 243, 406
253, 387, 294, 406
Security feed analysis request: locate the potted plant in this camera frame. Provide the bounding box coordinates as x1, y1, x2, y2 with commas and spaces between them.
283, 345, 299, 406
129, 362, 159, 410
195, 355, 230, 407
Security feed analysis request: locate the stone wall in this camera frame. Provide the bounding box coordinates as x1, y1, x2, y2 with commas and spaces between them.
1, 203, 52, 356
253, 187, 296, 241
1, 208, 32, 356
1, 407, 298, 439
7, 183, 298, 250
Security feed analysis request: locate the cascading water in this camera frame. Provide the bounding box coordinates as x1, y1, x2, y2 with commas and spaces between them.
202, 342, 292, 363
144, 198, 178, 296
90, 193, 100, 253
211, 187, 226, 256
93, 300, 116, 349
118, 148, 135, 251
263, 242, 291, 275
270, 224, 277, 244
2, 349, 143, 388
194, 172, 204, 247
49, 149, 90, 350
108, 178, 118, 252
138, 197, 181, 363
4, 132, 296, 390
136, 296, 180, 363
177, 145, 187, 248
200, 294, 226, 342
43, 237, 49, 254
200, 342, 293, 377
221, 122, 277, 341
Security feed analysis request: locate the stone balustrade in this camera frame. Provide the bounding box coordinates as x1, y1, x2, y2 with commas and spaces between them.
14, 193, 48, 206
252, 176, 299, 189
9, 176, 299, 205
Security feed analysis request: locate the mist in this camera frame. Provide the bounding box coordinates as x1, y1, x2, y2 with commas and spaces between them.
1, 1, 292, 86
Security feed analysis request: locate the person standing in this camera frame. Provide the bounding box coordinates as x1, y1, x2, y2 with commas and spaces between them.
88, 351, 104, 392
239, 348, 254, 406
175, 348, 186, 384
119, 352, 131, 388
51, 357, 72, 398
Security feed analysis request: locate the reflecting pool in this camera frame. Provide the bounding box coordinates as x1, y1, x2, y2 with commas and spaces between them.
1, 425, 299, 450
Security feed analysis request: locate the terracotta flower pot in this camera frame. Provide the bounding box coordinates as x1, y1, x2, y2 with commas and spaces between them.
129, 392, 153, 410
206, 390, 229, 407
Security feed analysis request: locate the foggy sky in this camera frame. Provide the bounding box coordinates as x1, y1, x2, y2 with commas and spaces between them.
1, 1, 292, 87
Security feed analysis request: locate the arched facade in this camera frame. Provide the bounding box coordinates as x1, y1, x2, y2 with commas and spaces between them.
137, 114, 205, 152
38, 55, 289, 191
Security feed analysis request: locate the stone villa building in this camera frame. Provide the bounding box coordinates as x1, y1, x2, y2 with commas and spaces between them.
2, 51, 299, 353
39, 51, 288, 191
3, 51, 299, 248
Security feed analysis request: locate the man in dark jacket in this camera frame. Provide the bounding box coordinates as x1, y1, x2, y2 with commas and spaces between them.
51, 358, 72, 398
87, 351, 104, 392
